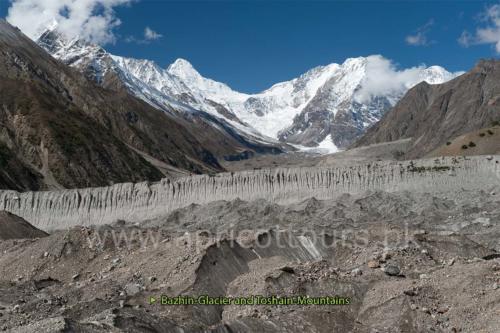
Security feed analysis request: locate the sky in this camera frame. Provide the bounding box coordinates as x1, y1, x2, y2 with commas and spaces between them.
1, 0, 500, 93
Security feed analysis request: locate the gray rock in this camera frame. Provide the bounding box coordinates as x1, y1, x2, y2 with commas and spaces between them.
383, 264, 401, 276
124, 283, 142, 296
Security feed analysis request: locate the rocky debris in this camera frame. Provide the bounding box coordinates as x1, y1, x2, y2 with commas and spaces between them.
403, 288, 418, 297
0, 186, 500, 332
0, 211, 48, 240
124, 283, 143, 297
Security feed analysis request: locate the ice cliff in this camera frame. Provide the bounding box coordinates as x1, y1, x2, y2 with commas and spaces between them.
0, 156, 498, 231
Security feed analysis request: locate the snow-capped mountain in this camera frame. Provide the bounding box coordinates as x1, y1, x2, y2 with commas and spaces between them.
36, 28, 462, 153
36, 28, 280, 157
276, 57, 462, 149
37, 29, 202, 114
163, 55, 461, 151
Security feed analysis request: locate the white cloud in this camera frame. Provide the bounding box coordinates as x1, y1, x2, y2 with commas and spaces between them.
458, 30, 473, 47
354, 55, 456, 103
144, 27, 162, 40
459, 4, 500, 53
405, 19, 435, 46
405, 34, 427, 46
125, 26, 163, 44
6, 0, 132, 45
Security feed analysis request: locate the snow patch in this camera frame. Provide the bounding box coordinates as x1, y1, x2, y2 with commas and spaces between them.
294, 135, 340, 155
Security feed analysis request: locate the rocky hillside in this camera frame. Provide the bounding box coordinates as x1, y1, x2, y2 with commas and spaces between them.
356, 60, 500, 158
0, 211, 47, 240
0, 20, 253, 191
428, 126, 500, 157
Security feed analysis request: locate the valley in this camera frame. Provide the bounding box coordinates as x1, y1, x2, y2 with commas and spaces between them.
0, 9, 499, 333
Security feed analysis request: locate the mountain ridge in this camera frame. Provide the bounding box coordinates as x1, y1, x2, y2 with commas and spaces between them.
36, 27, 289, 160
355, 59, 500, 158
0, 19, 258, 190
35, 26, 461, 152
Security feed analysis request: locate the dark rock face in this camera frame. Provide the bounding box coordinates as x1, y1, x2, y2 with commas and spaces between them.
0, 143, 42, 191
279, 84, 393, 149
205, 99, 242, 123
356, 60, 500, 158
244, 97, 267, 116
279, 109, 332, 147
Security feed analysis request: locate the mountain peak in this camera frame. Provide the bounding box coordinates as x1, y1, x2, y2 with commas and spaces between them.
342, 56, 369, 67
31, 19, 59, 41
36, 27, 68, 53
171, 58, 192, 67
167, 58, 200, 80
36, 25, 108, 65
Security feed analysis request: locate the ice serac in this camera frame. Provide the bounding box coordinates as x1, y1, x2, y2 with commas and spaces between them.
0, 156, 498, 231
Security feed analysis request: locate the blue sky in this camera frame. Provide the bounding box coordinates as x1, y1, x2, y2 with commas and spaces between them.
2, 1, 500, 93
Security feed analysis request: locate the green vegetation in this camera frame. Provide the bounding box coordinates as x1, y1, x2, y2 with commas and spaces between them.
461, 145, 468, 150
491, 120, 500, 127
479, 133, 486, 137
487, 129, 494, 135
446, 141, 452, 145
468, 141, 476, 148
